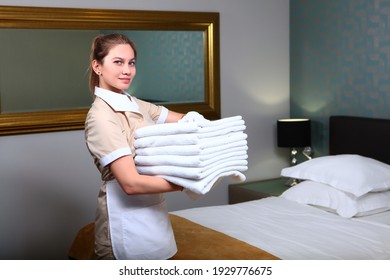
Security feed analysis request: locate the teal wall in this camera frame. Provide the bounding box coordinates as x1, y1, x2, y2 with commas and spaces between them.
290, 0, 390, 156
104, 30, 204, 104
0, 29, 94, 113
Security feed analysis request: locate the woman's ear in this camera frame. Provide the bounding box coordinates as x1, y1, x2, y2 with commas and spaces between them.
92, 60, 101, 75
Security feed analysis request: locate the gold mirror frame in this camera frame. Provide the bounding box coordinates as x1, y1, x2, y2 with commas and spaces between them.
0, 6, 220, 135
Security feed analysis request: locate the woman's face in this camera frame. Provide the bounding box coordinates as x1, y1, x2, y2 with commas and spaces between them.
93, 44, 136, 93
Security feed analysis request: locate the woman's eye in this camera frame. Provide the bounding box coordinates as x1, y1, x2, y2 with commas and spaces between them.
114, 60, 123, 65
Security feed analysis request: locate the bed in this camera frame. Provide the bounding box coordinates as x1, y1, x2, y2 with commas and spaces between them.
170, 115, 390, 260
68, 115, 390, 260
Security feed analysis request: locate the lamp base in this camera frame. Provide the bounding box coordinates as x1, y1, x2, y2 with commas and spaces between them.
303, 146, 313, 160
290, 146, 313, 165
290, 148, 298, 165
286, 146, 313, 187
285, 177, 300, 187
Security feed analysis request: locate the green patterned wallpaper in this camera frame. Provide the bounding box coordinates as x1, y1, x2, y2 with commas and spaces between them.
104, 30, 204, 104
290, 0, 390, 156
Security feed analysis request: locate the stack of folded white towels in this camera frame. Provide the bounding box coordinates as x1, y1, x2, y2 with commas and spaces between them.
134, 115, 248, 198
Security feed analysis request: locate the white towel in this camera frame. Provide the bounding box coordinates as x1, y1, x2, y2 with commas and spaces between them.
133, 115, 248, 196
199, 119, 244, 132
160, 169, 247, 198
197, 132, 247, 149
136, 159, 248, 180
134, 131, 247, 149
135, 150, 248, 167
134, 122, 199, 138
134, 115, 244, 139
196, 124, 246, 139
198, 141, 248, 156
197, 115, 243, 128
135, 145, 202, 156
134, 133, 200, 148
135, 141, 248, 156
198, 145, 248, 160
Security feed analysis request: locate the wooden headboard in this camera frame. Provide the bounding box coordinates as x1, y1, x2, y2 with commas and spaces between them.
329, 116, 390, 165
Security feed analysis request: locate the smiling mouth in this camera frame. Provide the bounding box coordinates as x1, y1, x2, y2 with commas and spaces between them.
119, 78, 131, 83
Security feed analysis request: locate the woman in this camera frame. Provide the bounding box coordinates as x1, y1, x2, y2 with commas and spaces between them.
85, 33, 200, 260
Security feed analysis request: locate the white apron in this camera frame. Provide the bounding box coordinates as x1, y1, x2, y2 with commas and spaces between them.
106, 180, 177, 259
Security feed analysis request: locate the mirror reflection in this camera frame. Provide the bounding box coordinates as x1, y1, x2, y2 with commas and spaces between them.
0, 29, 204, 113
0, 6, 220, 135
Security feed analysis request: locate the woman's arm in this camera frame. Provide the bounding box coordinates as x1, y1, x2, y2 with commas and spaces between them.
165, 110, 185, 123
110, 109, 206, 195
110, 155, 183, 195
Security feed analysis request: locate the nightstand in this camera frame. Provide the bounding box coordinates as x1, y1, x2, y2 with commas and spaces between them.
228, 177, 289, 204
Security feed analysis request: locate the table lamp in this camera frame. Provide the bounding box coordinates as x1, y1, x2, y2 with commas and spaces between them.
277, 118, 312, 165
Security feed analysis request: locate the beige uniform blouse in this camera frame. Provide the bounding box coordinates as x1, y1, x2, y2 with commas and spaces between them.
85, 87, 171, 259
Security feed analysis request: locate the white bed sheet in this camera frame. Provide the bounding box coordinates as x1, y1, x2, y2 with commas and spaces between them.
171, 197, 390, 259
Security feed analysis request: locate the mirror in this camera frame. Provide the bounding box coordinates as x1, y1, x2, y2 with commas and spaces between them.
0, 6, 220, 135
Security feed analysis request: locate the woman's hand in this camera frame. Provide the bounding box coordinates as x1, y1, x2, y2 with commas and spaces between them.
179, 111, 209, 123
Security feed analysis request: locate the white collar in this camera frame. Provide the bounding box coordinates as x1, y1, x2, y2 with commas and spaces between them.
94, 87, 140, 113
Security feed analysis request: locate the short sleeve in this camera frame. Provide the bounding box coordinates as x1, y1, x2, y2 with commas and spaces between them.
85, 100, 132, 169
132, 96, 168, 124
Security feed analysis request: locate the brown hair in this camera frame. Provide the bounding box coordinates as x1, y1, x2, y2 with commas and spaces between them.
89, 33, 137, 93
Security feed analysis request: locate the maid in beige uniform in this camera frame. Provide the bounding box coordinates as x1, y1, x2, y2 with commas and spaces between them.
85, 33, 205, 259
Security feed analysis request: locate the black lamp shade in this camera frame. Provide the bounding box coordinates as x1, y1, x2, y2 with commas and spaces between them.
277, 119, 311, 148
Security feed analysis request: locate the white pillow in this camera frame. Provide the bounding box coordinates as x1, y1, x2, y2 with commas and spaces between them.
281, 154, 390, 197
281, 180, 390, 218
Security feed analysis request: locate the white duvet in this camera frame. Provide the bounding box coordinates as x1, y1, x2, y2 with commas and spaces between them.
171, 197, 390, 259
